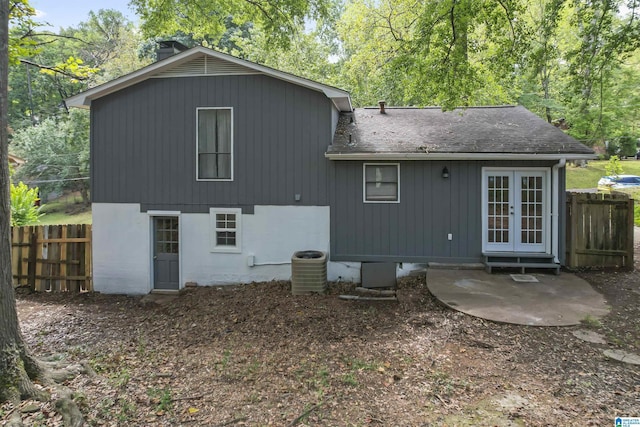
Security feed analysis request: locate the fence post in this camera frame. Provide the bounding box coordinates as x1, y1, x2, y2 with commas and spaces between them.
568, 193, 579, 267
27, 228, 37, 290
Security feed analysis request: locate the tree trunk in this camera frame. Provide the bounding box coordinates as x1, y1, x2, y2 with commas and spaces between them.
79, 182, 90, 207
0, 0, 44, 405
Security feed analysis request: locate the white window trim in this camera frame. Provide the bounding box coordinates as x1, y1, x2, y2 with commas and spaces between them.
481, 167, 551, 254
210, 207, 242, 253
196, 107, 234, 182
363, 163, 400, 204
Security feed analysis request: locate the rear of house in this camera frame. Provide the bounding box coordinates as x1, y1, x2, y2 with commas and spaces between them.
68, 46, 353, 294
326, 106, 594, 273
68, 45, 594, 294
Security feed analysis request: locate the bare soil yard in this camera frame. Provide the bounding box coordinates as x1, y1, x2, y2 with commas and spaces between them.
3, 261, 640, 425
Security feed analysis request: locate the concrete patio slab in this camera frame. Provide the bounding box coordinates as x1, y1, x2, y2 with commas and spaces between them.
426, 269, 610, 326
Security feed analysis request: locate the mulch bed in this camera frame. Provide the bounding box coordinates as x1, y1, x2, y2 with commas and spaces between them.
3, 266, 640, 425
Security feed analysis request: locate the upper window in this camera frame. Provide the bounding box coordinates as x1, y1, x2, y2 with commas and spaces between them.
363, 163, 400, 203
197, 108, 232, 180
210, 208, 241, 253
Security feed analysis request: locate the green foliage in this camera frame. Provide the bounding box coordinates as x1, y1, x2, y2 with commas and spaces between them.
336, 0, 527, 109
8, 9, 149, 130
335, 0, 640, 145
147, 387, 173, 413
130, 0, 336, 49
604, 155, 624, 176
10, 181, 42, 226
580, 315, 602, 328
11, 109, 90, 204
8, 0, 40, 64
612, 134, 639, 157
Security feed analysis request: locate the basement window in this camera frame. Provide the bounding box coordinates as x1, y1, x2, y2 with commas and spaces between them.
210, 208, 241, 253
363, 163, 400, 203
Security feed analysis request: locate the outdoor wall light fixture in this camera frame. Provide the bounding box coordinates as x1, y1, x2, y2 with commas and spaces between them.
442, 166, 449, 179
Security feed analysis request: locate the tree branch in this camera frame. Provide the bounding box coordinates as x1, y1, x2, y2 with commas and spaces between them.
496, 0, 516, 44
19, 59, 91, 81
443, 1, 457, 63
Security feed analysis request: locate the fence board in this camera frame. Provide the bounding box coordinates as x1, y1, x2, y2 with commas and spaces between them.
10, 224, 92, 292
566, 192, 634, 269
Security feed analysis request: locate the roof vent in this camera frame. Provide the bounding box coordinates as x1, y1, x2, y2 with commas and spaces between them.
156, 40, 189, 62
378, 100, 386, 114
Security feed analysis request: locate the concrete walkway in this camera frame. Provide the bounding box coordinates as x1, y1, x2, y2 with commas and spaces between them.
427, 269, 610, 326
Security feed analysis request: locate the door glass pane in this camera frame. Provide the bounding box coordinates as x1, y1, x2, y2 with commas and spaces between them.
519, 175, 543, 245
487, 175, 510, 244
156, 218, 179, 254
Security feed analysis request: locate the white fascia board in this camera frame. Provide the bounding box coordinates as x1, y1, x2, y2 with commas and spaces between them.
324, 152, 597, 161
66, 46, 353, 112
330, 97, 353, 113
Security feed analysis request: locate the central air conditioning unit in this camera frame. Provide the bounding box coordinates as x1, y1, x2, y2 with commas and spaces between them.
291, 250, 327, 295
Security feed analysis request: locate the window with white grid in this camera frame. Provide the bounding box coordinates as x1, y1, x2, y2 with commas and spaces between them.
210, 208, 241, 252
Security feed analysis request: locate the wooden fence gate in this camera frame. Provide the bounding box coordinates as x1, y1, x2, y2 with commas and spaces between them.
566, 192, 634, 269
11, 224, 92, 292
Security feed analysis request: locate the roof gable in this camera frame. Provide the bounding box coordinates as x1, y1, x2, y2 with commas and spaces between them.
153, 53, 259, 78
328, 106, 595, 160
66, 46, 352, 112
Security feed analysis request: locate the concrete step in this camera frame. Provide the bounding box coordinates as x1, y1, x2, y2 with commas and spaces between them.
484, 261, 560, 275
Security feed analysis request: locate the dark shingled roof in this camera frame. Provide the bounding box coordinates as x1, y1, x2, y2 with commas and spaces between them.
329, 106, 594, 156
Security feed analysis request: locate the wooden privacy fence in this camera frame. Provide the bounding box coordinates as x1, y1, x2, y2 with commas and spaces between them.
566, 192, 634, 269
11, 224, 92, 292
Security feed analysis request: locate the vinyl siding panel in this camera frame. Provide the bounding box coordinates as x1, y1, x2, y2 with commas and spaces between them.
330, 160, 558, 263
91, 75, 333, 211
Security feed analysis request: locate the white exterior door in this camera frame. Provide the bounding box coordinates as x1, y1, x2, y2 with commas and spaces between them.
483, 169, 550, 253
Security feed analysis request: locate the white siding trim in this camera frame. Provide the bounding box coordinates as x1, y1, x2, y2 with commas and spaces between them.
327, 152, 596, 161
147, 210, 181, 216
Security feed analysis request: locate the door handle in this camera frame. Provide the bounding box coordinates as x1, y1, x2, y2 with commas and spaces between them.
153, 256, 157, 260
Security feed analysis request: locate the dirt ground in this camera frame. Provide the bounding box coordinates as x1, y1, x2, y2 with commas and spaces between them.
2, 252, 640, 426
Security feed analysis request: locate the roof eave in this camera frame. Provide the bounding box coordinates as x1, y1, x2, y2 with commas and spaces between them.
66, 46, 352, 111
324, 152, 597, 161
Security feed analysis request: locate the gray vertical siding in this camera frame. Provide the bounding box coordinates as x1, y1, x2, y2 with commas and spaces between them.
91, 73, 569, 264
91, 74, 334, 212
330, 160, 559, 263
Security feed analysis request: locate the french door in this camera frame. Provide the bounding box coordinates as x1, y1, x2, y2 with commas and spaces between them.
483, 169, 550, 253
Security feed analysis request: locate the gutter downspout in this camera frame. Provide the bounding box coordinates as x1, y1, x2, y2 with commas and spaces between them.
552, 158, 566, 263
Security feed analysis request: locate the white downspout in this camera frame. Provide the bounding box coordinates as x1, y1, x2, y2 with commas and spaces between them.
551, 158, 566, 263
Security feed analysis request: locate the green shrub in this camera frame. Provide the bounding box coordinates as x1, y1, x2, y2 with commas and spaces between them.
604, 155, 623, 176
10, 181, 43, 226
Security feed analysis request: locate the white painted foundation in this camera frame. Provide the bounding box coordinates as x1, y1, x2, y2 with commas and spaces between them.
92, 203, 151, 294
92, 203, 360, 294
